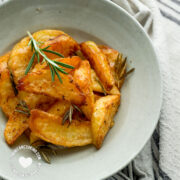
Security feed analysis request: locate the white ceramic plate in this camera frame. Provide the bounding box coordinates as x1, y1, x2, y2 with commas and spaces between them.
0, 0, 162, 179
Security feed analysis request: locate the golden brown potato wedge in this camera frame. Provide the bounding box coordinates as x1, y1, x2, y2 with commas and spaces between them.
18, 91, 56, 111
91, 69, 120, 95
98, 45, 119, 74
99, 45, 127, 89
91, 95, 120, 149
41, 34, 79, 59
8, 29, 78, 84
18, 57, 85, 105
0, 69, 55, 145
29, 109, 92, 147
0, 52, 18, 117
80, 41, 115, 91
47, 100, 71, 117
74, 61, 94, 120
0, 69, 18, 117
4, 112, 29, 145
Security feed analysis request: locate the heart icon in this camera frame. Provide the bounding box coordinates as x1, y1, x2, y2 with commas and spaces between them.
18, 156, 32, 168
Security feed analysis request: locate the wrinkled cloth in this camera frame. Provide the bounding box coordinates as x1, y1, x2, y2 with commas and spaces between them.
107, 0, 180, 180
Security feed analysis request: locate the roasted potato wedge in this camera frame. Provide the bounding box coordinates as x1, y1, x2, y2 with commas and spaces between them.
18, 57, 85, 105
74, 61, 94, 120
98, 45, 119, 74
99, 45, 127, 89
47, 100, 71, 117
80, 41, 115, 91
0, 69, 18, 117
0, 52, 18, 117
91, 69, 120, 95
8, 29, 78, 83
29, 109, 92, 147
4, 112, 29, 145
18, 91, 56, 111
41, 34, 79, 59
91, 95, 120, 149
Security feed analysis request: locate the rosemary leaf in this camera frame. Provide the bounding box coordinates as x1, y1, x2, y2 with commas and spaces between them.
54, 67, 62, 83
26, 31, 74, 83
54, 61, 74, 69
40, 151, 51, 164
55, 66, 68, 75
25, 53, 35, 75
69, 105, 73, 124
120, 68, 135, 80
30, 41, 33, 51
72, 104, 83, 114
42, 45, 50, 50
19, 100, 28, 108
42, 49, 64, 58
28, 39, 32, 46
62, 110, 70, 125
14, 109, 30, 116
49, 64, 55, 82
36, 51, 40, 63
15, 100, 30, 116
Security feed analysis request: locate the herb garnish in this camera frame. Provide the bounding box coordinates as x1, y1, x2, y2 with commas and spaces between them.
25, 31, 74, 83
31, 140, 61, 164
15, 100, 30, 116
115, 54, 135, 89
62, 104, 83, 125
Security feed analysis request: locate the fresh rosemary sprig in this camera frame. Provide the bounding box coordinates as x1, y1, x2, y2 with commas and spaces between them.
15, 100, 30, 116
25, 31, 74, 83
62, 104, 83, 125
31, 140, 61, 164
115, 53, 135, 89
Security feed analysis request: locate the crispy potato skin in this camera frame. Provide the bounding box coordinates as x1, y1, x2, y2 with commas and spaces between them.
41, 34, 79, 59
99, 45, 126, 89
74, 61, 94, 120
0, 70, 18, 117
80, 41, 115, 91
4, 112, 29, 145
0, 52, 17, 117
47, 100, 71, 117
91, 69, 120, 95
98, 45, 118, 73
29, 109, 92, 147
91, 95, 120, 149
18, 57, 85, 105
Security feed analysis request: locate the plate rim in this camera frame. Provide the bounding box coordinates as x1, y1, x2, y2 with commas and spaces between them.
0, 0, 163, 179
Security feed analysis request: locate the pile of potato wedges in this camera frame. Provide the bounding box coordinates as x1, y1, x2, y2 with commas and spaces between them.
0, 30, 128, 150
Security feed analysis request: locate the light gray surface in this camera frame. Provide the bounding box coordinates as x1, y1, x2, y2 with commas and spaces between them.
0, 0, 162, 179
